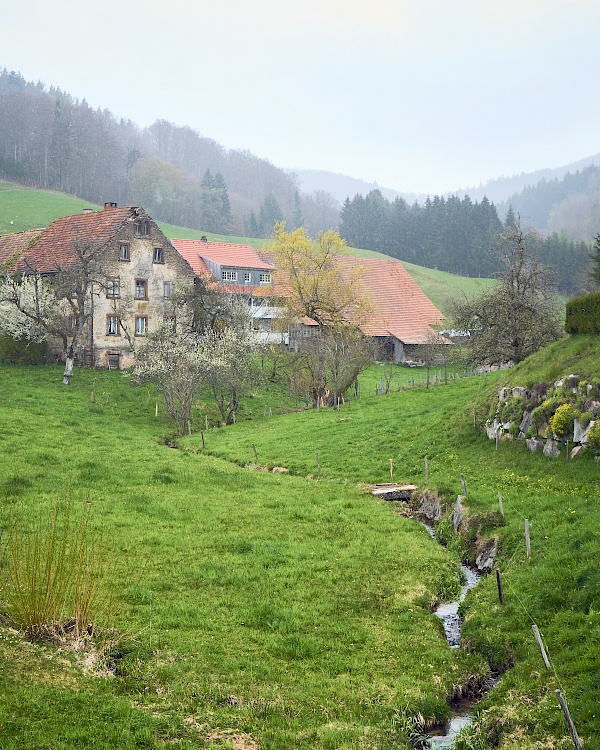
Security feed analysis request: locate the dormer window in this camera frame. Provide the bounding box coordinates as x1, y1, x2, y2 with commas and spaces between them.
222, 270, 237, 282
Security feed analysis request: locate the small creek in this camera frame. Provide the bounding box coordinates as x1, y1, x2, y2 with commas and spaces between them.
422, 523, 485, 749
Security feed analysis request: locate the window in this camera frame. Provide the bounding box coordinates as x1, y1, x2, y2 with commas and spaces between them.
135, 278, 148, 300
106, 277, 120, 298
259, 272, 273, 285
133, 220, 150, 237
119, 242, 130, 261
153, 247, 164, 263
106, 315, 120, 335
222, 270, 238, 282
244, 272, 252, 284
163, 280, 176, 299
135, 316, 148, 336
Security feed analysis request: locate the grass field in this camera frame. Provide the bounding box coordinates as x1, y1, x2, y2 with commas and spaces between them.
1, 338, 600, 748
0, 364, 486, 750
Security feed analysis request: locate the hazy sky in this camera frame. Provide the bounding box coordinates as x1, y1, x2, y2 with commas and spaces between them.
2, 0, 599, 194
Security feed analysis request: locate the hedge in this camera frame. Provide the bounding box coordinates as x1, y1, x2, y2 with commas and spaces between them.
565, 291, 600, 335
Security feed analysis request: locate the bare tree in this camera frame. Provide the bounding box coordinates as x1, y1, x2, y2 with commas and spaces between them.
0, 239, 105, 383
287, 325, 374, 407
451, 221, 563, 366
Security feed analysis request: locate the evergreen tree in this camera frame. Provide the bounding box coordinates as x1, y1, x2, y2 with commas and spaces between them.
258, 193, 284, 237
589, 234, 600, 288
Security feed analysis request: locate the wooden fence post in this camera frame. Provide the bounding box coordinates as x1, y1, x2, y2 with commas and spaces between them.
201, 431, 205, 450
155, 402, 158, 417
555, 690, 583, 749
496, 568, 504, 604
498, 491, 504, 518
425, 457, 429, 485
525, 519, 531, 558
461, 473, 467, 495
252, 443, 258, 462
532, 625, 551, 670
187, 419, 192, 436
389, 458, 394, 483
205, 415, 209, 431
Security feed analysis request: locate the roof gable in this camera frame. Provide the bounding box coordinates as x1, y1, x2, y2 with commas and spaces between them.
0, 207, 140, 273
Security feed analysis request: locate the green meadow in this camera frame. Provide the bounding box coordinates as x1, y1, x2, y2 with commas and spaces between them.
1, 339, 599, 749
1, 364, 481, 750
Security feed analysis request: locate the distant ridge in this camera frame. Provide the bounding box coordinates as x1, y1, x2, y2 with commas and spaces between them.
286, 168, 420, 205
289, 153, 600, 207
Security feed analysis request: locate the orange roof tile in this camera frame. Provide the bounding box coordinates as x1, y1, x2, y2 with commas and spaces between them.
334, 257, 445, 344
0, 207, 139, 273
0, 229, 45, 270
170, 239, 273, 275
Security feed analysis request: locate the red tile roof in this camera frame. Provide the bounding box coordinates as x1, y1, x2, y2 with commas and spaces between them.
170, 239, 273, 276
335, 257, 445, 344
259, 251, 445, 343
0, 207, 138, 273
0, 229, 45, 270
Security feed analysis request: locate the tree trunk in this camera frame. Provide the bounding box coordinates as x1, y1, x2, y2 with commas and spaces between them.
63, 346, 74, 385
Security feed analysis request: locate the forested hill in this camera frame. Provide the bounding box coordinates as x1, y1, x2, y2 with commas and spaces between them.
338, 190, 590, 295
0, 69, 338, 238
496, 164, 600, 241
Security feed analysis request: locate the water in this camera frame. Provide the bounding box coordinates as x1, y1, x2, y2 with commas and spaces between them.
421, 522, 483, 748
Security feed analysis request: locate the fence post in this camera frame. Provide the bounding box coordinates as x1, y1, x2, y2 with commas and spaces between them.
461, 473, 467, 495
389, 458, 394, 483
532, 625, 551, 670
555, 690, 583, 749
498, 491, 504, 518
496, 568, 504, 604
525, 519, 531, 558
252, 443, 258, 462
425, 457, 429, 485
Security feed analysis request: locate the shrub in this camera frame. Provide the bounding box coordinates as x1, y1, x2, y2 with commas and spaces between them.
565, 291, 600, 334
578, 411, 593, 429
549, 403, 577, 438
1, 496, 111, 639
500, 396, 525, 424
586, 421, 600, 452
0, 336, 50, 365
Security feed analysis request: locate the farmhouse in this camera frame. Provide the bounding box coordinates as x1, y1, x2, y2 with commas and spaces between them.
1, 204, 447, 366
0, 204, 195, 368
170, 238, 286, 344
256, 250, 447, 362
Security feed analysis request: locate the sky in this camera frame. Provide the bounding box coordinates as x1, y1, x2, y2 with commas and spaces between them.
2, 0, 600, 195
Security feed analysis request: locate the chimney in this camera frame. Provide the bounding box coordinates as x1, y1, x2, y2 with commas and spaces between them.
104, 202, 118, 209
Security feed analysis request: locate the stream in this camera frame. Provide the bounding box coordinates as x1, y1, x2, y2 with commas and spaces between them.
422, 524, 485, 749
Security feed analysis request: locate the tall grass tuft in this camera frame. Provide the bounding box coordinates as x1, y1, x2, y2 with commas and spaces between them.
1, 495, 111, 640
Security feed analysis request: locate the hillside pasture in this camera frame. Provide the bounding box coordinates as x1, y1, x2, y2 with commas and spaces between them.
0, 364, 481, 750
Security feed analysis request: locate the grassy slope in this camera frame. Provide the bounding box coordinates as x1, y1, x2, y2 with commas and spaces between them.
0, 179, 493, 314
0, 365, 481, 750
191, 345, 600, 750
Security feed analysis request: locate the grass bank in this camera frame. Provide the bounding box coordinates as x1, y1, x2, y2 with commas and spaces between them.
0, 364, 482, 749
192, 351, 600, 749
